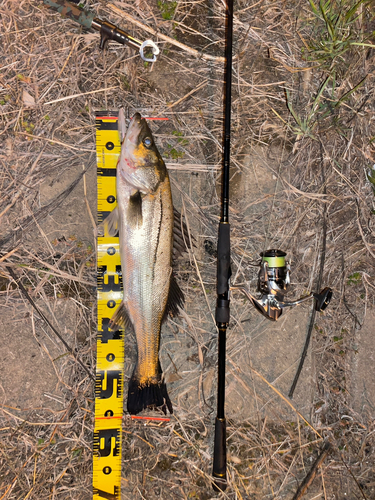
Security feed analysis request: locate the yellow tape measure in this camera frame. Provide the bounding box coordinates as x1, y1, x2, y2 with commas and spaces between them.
93, 112, 123, 500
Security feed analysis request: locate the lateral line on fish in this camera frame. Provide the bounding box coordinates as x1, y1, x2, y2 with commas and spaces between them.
152, 188, 163, 272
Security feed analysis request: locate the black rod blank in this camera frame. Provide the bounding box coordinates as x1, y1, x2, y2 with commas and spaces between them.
221, 0, 233, 225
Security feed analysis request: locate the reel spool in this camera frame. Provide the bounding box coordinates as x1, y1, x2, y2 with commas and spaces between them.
231, 249, 332, 321
258, 249, 290, 295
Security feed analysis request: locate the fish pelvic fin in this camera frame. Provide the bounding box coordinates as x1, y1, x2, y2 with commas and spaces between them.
127, 369, 173, 416
109, 302, 132, 331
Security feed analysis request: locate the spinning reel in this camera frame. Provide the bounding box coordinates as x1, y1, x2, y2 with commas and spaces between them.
231, 249, 332, 321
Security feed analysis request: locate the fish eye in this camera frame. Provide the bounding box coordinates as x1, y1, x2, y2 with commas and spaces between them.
143, 137, 152, 147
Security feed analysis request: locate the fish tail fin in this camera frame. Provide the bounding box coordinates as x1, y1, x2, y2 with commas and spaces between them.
127, 365, 173, 416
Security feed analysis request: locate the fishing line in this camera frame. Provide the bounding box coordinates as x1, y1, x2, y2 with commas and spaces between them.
288, 139, 328, 398
6, 266, 95, 381
0, 168, 91, 251
262, 95, 296, 255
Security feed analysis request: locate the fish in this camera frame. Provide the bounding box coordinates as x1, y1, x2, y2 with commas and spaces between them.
103, 110, 184, 415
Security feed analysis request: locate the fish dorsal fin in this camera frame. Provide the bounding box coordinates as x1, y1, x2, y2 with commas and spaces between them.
163, 274, 184, 322
118, 108, 127, 143
109, 302, 133, 331
173, 207, 194, 258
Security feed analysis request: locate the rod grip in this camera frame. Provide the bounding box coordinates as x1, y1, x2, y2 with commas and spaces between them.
217, 222, 231, 295
212, 417, 227, 491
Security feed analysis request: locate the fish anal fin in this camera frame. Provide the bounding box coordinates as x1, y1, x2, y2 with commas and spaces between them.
163, 274, 184, 321
109, 302, 132, 331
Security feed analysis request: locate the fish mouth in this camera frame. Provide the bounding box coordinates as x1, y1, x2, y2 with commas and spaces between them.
125, 112, 145, 146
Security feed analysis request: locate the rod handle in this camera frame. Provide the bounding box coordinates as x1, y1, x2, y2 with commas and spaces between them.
212, 417, 227, 491
217, 222, 231, 296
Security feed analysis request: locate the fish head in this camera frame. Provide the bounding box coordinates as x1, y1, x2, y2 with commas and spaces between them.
119, 113, 167, 194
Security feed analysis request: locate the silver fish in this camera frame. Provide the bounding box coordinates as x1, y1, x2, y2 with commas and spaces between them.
104, 110, 183, 415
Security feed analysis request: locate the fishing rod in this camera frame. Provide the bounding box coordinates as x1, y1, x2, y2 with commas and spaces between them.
212, 0, 333, 489
42, 0, 159, 62
212, 0, 233, 491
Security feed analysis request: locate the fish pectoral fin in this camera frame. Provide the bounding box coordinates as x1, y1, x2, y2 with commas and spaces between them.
127, 190, 143, 227
109, 302, 132, 330
163, 274, 184, 321
102, 207, 119, 237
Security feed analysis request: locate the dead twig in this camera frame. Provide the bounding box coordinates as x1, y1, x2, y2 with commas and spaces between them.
292, 441, 332, 500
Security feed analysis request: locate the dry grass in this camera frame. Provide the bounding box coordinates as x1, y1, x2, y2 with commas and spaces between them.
1, 0, 375, 498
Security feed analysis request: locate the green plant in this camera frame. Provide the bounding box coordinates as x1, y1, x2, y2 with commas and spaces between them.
120, 74, 130, 90
17, 73, 31, 82
367, 164, 375, 193
273, 76, 332, 139
279, 0, 373, 140
284, 76, 330, 138
279, 69, 366, 140
21, 120, 35, 134
157, 0, 177, 20
305, 0, 374, 70
0, 94, 10, 105
163, 132, 188, 159
172, 130, 189, 146
347, 272, 361, 285
164, 145, 184, 160
280, 1, 374, 140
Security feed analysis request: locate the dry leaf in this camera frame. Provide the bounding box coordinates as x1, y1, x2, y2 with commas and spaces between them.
22, 89, 36, 107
